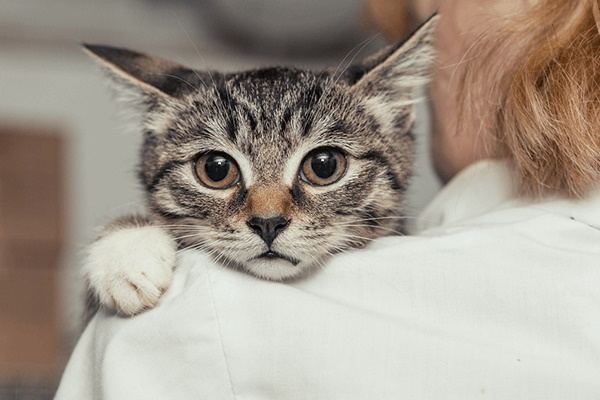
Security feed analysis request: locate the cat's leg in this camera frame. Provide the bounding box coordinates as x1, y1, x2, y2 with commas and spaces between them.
84, 215, 177, 317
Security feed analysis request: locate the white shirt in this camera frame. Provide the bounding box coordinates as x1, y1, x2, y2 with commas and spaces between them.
56, 160, 600, 399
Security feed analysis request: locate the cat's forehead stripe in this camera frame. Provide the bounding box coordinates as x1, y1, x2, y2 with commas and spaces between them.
239, 103, 258, 133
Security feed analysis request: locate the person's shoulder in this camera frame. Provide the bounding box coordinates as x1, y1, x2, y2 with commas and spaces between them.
415, 160, 517, 233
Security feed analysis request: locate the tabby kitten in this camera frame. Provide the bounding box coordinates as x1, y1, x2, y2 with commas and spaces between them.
84, 16, 438, 316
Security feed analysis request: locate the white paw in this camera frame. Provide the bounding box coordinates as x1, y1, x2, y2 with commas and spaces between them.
84, 226, 176, 316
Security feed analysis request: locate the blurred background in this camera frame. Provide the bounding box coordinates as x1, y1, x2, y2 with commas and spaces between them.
0, 0, 439, 398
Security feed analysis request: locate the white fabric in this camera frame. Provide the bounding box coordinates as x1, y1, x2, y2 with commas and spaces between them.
56, 160, 600, 400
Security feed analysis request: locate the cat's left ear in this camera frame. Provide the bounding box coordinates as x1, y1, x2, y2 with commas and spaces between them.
351, 13, 438, 109
83, 44, 210, 102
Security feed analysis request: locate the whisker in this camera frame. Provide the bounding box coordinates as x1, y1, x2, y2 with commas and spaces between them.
333, 33, 381, 85
174, 14, 235, 122
147, 72, 200, 92
333, 224, 404, 236
306, 33, 382, 134
336, 215, 417, 225
176, 242, 212, 255
332, 233, 374, 242
170, 233, 208, 241
175, 15, 220, 92
158, 225, 213, 233
330, 32, 382, 83
161, 49, 210, 90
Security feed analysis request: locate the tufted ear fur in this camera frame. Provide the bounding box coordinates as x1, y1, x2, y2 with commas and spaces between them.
351, 13, 438, 133
83, 44, 211, 102
354, 13, 438, 97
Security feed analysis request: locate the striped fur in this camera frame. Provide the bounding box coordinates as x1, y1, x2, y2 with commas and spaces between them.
83, 16, 438, 315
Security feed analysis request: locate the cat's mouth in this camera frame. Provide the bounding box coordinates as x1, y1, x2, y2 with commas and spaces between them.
254, 251, 300, 266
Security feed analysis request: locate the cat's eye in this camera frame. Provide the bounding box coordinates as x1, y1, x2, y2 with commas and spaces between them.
194, 152, 240, 189
300, 148, 347, 186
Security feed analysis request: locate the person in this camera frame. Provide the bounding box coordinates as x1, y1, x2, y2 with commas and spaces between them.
439, 0, 600, 198
56, 1, 600, 398
366, 0, 600, 195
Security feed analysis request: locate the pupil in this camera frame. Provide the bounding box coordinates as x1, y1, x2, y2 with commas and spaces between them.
204, 155, 230, 182
311, 151, 337, 179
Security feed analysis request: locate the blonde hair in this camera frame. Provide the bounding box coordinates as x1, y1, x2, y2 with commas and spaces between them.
460, 0, 600, 198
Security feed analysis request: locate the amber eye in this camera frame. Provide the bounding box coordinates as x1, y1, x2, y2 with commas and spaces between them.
194, 152, 240, 189
300, 148, 347, 186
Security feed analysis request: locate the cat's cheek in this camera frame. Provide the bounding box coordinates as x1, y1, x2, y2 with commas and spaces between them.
84, 226, 177, 316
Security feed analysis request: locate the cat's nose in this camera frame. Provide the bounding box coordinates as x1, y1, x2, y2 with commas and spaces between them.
247, 216, 290, 247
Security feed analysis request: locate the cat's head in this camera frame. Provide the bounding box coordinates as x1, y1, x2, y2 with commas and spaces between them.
85, 15, 437, 280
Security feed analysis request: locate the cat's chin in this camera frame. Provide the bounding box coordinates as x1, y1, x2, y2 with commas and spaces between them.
242, 257, 308, 281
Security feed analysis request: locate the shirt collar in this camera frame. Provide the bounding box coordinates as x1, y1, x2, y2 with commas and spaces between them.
414, 160, 517, 233
414, 159, 600, 234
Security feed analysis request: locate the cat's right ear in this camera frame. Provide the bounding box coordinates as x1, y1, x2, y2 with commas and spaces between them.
83, 44, 208, 102
351, 14, 438, 98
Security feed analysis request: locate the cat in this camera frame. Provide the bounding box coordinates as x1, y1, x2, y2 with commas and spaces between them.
83, 15, 438, 317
